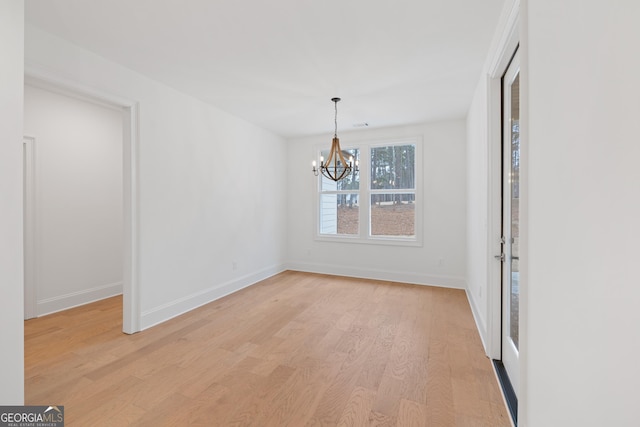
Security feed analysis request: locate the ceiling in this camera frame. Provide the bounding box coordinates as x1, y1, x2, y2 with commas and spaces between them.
25, 0, 506, 139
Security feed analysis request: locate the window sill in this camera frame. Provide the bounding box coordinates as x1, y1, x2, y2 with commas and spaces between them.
315, 234, 422, 247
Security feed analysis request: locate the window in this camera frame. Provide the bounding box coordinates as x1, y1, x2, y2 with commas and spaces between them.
316, 138, 420, 245
370, 144, 416, 237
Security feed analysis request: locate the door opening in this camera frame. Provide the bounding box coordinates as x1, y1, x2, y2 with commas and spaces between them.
22, 73, 139, 334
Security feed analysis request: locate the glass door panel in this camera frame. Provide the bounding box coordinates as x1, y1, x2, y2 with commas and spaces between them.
501, 49, 520, 396
510, 73, 520, 350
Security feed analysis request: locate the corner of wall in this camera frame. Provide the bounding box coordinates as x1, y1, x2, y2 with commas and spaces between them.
140, 264, 286, 330
0, 0, 25, 405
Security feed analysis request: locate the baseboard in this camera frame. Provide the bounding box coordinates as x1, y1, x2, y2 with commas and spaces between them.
285, 261, 466, 289
466, 288, 489, 354
37, 281, 123, 316
140, 264, 286, 331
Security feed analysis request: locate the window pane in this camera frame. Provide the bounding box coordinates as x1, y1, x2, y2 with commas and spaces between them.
370, 193, 415, 236
320, 148, 359, 191
371, 145, 415, 190
320, 193, 359, 235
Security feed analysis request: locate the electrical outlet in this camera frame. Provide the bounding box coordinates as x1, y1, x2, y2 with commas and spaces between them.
232, 261, 237, 270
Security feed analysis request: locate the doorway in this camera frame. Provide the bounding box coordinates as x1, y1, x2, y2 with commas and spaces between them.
23, 85, 125, 321
22, 73, 139, 333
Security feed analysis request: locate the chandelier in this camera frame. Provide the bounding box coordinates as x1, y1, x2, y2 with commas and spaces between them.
312, 97, 358, 181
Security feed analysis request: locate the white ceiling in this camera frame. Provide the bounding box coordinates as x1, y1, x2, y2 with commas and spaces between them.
25, 0, 506, 139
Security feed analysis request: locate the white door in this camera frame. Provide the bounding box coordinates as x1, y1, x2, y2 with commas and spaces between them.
501, 50, 520, 395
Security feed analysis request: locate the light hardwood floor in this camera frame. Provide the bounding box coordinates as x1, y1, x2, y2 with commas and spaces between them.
25, 271, 510, 426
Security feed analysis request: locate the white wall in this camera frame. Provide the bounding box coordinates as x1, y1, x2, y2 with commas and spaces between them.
466, 75, 491, 342
0, 0, 24, 405
469, 0, 640, 424
25, 26, 288, 330
287, 120, 467, 288
523, 1, 640, 425
24, 84, 124, 315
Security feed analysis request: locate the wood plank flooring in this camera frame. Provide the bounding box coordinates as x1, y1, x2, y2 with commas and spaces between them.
25, 271, 510, 426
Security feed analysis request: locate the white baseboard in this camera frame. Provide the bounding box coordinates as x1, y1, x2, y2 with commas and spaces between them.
285, 261, 466, 289
140, 264, 286, 331
37, 281, 123, 316
466, 288, 489, 355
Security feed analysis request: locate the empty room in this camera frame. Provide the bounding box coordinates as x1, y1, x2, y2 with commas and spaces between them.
2, 1, 639, 426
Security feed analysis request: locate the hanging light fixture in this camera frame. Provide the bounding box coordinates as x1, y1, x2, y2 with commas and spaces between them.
312, 97, 358, 181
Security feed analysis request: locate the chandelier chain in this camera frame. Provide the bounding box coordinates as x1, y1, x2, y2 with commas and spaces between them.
334, 99, 338, 138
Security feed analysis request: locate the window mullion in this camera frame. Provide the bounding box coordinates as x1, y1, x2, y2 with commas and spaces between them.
360, 147, 370, 238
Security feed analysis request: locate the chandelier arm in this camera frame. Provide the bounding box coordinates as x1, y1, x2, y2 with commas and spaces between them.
336, 166, 351, 181
336, 146, 349, 169
321, 167, 335, 181
324, 139, 337, 178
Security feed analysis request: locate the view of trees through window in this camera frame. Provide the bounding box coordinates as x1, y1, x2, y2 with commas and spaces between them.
318, 142, 416, 239
370, 144, 415, 236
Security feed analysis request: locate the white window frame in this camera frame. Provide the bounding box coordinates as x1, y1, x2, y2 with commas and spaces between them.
314, 136, 422, 247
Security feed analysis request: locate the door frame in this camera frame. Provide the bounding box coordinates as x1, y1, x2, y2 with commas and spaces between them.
500, 48, 520, 393
23, 136, 37, 320
486, 0, 520, 363
24, 65, 141, 334
485, 1, 523, 424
